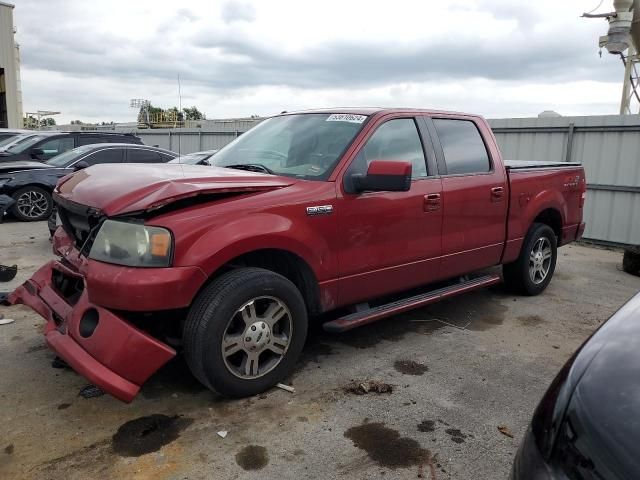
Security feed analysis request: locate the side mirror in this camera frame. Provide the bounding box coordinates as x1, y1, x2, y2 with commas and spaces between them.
351, 160, 412, 193
73, 161, 90, 171
31, 148, 45, 160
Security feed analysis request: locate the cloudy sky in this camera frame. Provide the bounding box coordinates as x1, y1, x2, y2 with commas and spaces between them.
10, 0, 626, 123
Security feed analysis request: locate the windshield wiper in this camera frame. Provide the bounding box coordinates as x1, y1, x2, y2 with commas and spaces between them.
224, 164, 274, 175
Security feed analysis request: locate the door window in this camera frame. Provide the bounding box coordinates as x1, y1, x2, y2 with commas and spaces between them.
82, 149, 124, 165
433, 119, 491, 175
348, 118, 428, 179
37, 137, 75, 158
128, 148, 162, 163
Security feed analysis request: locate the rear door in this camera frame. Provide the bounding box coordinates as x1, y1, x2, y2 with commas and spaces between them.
426, 116, 508, 277
336, 115, 443, 305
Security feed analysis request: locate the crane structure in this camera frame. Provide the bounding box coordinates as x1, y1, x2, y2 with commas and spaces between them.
584, 0, 640, 114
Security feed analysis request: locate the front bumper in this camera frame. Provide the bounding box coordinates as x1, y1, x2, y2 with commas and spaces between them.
7, 233, 207, 402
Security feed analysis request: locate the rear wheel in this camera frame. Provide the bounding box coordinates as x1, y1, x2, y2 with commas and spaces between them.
12, 186, 53, 222
183, 267, 308, 397
503, 223, 557, 295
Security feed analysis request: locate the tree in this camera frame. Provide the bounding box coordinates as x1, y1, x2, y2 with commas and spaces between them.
40, 118, 56, 127
182, 106, 205, 121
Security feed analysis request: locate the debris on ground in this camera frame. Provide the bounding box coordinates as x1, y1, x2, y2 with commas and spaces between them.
0, 264, 17, 282
275, 383, 295, 393
0, 292, 9, 306
217, 430, 228, 438
0, 314, 15, 325
345, 380, 394, 395
497, 425, 514, 438
79, 384, 104, 399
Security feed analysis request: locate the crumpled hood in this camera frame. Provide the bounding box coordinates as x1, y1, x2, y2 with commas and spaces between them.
0, 160, 51, 174
55, 163, 295, 216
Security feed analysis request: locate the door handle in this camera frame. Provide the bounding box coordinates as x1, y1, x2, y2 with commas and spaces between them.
490, 187, 504, 202
424, 193, 441, 211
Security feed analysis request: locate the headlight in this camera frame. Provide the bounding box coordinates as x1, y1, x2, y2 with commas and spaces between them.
89, 220, 173, 267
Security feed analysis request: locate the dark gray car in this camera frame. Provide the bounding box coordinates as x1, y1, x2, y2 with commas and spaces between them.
0, 143, 177, 222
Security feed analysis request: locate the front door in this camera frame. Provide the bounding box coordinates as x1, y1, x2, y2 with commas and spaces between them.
336, 116, 443, 306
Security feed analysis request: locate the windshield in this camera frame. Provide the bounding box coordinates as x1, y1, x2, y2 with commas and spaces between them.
0, 134, 30, 150
45, 145, 94, 167
209, 113, 368, 179
169, 152, 213, 165
6, 135, 49, 154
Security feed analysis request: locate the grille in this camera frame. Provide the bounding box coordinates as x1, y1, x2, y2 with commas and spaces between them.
55, 198, 104, 252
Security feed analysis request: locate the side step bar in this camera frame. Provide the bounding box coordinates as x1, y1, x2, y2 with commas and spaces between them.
322, 274, 502, 333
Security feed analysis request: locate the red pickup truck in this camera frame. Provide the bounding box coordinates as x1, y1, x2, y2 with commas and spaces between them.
10, 108, 586, 402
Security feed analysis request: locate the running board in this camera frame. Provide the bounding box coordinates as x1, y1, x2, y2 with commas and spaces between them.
322, 274, 502, 333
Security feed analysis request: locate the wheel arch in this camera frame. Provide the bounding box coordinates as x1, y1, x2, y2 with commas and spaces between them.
197, 248, 322, 316
533, 208, 563, 239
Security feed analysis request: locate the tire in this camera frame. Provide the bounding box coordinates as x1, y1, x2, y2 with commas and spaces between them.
183, 267, 308, 397
11, 186, 53, 222
503, 223, 557, 296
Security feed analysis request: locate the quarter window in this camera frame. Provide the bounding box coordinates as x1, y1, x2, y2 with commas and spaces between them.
433, 119, 490, 175
348, 118, 428, 179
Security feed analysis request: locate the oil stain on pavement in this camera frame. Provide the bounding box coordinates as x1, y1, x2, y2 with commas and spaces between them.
394, 360, 429, 375
111, 414, 193, 457
236, 445, 269, 470
344, 422, 430, 468
417, 420, 436, 433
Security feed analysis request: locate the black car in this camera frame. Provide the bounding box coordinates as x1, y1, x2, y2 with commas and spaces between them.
512, 291, 640, 479
0, 143, 177, 222
0, 131, 143, 163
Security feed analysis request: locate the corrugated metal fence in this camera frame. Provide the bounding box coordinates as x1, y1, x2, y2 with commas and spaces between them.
121, 114, 640, 246
489, 115, 640, 246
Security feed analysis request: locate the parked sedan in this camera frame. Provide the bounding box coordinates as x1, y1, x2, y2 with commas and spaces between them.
512, 291, 640, 479
0, 128, 32, 142
0, 143, 177, 222
168, 149, 218, 165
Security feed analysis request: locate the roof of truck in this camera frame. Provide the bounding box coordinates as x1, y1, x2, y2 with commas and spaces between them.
279, 107, 478, 117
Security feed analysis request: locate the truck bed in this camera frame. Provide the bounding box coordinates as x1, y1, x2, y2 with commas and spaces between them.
504, 160, 581, 170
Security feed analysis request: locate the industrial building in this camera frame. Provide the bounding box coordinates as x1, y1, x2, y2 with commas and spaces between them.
0, 1, 22, 128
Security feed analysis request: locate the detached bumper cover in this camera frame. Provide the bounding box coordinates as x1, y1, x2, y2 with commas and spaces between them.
9, 260, 178, 402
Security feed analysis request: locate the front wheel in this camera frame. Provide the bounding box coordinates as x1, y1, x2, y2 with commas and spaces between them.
503, 223, 557, 296
183, 267, 308, 397
12, 186, 53, 222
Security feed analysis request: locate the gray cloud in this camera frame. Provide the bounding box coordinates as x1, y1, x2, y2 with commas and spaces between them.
221, 1, 256, 24
10, 0, 623, 121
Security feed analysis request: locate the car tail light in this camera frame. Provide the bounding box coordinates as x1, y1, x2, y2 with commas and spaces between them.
579, 179, 586, 208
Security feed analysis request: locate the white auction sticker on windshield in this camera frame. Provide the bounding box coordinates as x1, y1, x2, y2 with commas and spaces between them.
326, 114, 367, 124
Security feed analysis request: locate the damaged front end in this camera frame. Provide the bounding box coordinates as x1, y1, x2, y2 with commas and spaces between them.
8, 212, 204, 402
9, 250, 177, 402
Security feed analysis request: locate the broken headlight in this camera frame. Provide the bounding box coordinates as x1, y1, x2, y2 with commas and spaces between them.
89, 220, 173, 267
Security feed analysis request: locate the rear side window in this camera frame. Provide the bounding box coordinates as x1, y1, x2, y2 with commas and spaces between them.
83, 149, 124, 165
128, 148, 162, 163
433, 119, 490, 175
